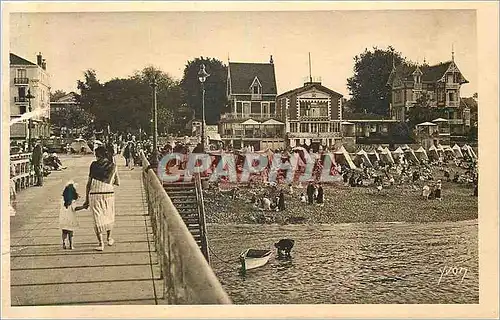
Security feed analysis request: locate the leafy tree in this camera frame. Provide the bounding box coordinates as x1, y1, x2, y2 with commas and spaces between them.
407, 95, 445, 129
180, 57, 227, 125
51, 105, 95, 137
50, 89, 67, 101
347, 46, 410, 116
76, 66, 183, 135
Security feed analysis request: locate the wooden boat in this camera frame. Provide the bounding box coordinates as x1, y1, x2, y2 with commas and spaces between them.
240, 249, 273, 271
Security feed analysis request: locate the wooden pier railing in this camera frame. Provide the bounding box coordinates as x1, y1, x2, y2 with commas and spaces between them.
10, 153, 35, 191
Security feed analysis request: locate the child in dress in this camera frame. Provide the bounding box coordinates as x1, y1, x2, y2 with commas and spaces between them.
60, 182, 86, 249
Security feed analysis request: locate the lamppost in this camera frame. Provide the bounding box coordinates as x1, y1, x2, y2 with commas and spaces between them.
26, 89, 35, 152
198, 64, 210, 152
150, 78, 159, 169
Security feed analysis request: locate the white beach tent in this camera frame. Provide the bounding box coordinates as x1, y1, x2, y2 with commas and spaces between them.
378, 147, 394, 164
356, 149, 373, 167
377, 145, 385, 152
404, 148, 420, 164
428, 145, 439, 160
452, 144, 464, 158
334, 146, 357, 169
70, 139, 92, 154
392, 147, 405, 159
367, 149, 380, 162
466, 145, 477, 160
414, 146, 429, 161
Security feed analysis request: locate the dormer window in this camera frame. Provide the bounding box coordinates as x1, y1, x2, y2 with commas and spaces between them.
250, 76, 262, 96
252, 84, 260, 94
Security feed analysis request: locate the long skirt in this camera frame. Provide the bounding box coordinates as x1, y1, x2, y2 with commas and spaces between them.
89, 179, 115, 233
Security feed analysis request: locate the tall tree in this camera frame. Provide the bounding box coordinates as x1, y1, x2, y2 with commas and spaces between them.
347, 46, 410, 116
180, 57, 227, 125
50, 89, 67, 101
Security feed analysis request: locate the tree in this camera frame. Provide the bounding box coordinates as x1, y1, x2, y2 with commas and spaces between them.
407, 95, 445, 129
50, 90, 67, 101
76, 66, 183, 135
347, 46, 410, 116
180, 57, 227, 125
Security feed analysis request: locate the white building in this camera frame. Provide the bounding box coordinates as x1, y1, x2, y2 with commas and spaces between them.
10, 52, 51, 141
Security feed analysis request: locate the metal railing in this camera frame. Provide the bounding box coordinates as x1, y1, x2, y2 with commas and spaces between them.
14, 78, 29, 85
141, 152, 231, 304
194, 174, 210, 263
10, 153, 35, 191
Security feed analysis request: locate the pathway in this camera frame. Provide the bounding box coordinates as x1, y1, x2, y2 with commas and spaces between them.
9, 155, 164, 305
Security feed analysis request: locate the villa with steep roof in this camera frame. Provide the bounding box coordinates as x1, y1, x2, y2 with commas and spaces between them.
387, 54, 471, 139
219, 56, 285, 150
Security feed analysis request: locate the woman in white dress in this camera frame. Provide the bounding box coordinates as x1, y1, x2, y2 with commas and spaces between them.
83, 146, 120, 251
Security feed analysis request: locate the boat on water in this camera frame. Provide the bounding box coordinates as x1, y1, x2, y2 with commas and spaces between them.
240, 249, 273, 271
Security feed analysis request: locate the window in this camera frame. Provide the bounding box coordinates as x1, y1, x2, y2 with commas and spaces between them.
17, 69, 26, 79
290, 123, 298, 132
270, 102, 276, 114
438, 90, 445, 102
447, 74, 454, 83
242, 102, 251, 114
251, 102, 260, 114
20, 105, 26, 114
300, 123, 309, 132
236, 102, 242, 113
18, 87, 26, 98
253, 85, 259, 94
448, 92, 455, 102
262, 102, 269, 115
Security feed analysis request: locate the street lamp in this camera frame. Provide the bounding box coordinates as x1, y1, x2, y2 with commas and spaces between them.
198, 64, 210, 152
26, 89, 35, 152
150, 78, 159, 169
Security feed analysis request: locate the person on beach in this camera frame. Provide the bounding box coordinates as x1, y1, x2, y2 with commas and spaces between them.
83, 146, 120, 251
299, 193, 307, 203
60, 182, 86, 249
316, 183, 324, 206
434, 180, 442, 201
306, 182, 315, 205
422, 184, 431, 200
278, 190, 285, 211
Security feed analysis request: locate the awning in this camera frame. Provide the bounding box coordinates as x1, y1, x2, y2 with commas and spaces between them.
341, 121, 354, 125
207, 132, 222, 141
432, 118, 448, 122
262, 119, 284, 125
417, 122, 437, 126
241, 119, 261, 125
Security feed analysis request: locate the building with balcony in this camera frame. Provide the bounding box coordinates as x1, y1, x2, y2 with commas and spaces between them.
220, 56, 284, 150
10, 52, 51, 141
276, 79, 343, 151
387, 54, 470, 140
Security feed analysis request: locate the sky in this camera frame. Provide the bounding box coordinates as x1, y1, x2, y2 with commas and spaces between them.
10, 10, 477, 98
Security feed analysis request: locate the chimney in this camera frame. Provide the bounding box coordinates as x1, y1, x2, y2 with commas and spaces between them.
270, 55, 273, 64
42, 59, 46, 70
37, 52, 42, 66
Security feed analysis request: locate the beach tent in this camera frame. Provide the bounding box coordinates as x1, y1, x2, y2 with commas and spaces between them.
379, 147, 395, 164
452, 144, 464, 158
401, 144, 410, 151
356, 149, 373, 167
465, 145, 477, 160
334, 146, 357, 169
392, 147, 405, 159
428, 145, 440, 160
414, 146, 429, 161
436, 144, 446, 156
377, 145, 385, 152
70, 139, 92, 154
367, 149, 380, 162
404, 148, 420, 164
461, 144, 470, 151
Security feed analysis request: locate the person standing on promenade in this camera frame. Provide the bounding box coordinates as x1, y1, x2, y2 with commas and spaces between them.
31, 142, 44, 186
83, 146, 120, 251
316, 183, 324, 206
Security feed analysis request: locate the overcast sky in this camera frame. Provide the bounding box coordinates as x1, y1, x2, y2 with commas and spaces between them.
10, 10, 477, 97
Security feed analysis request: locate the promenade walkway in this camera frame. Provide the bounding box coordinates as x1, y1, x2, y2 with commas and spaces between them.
9, 155, 163, 305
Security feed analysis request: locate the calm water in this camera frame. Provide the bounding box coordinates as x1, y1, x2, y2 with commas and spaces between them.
207, 220, 478, 304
